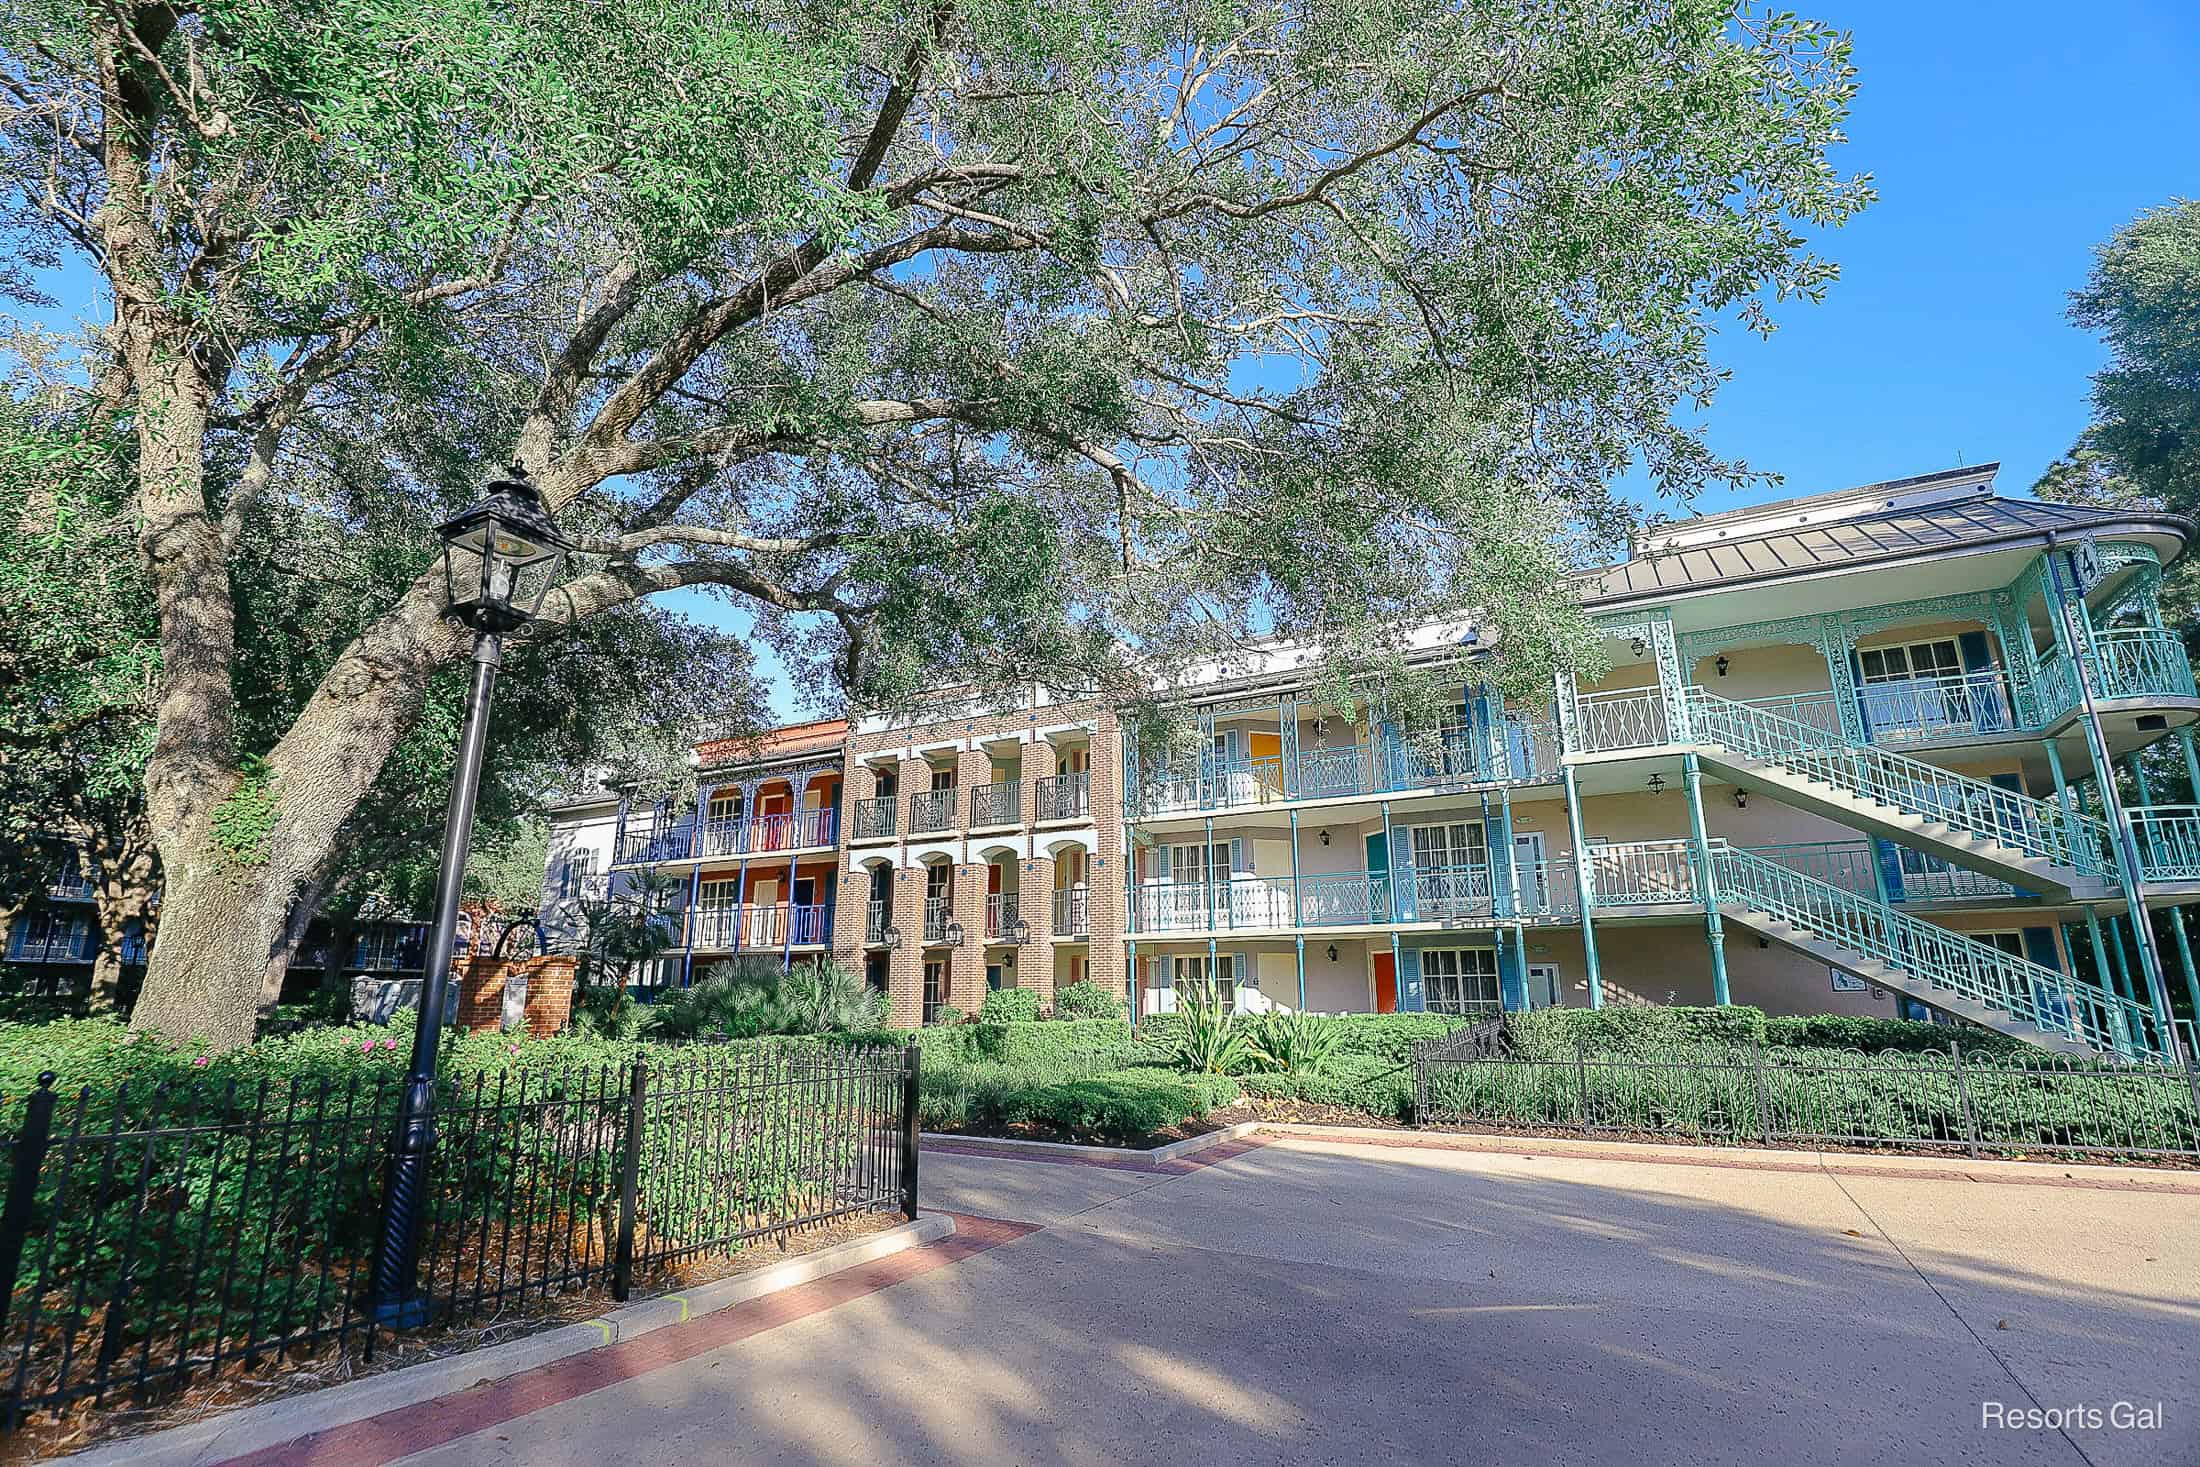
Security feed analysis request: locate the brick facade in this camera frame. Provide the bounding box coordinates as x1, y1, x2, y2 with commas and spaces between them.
1016, 854, 1055, 1002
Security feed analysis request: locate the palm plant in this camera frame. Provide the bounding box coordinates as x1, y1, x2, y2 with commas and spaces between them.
1248, 1010, 1342, 1074
1168, 980, 1256, 1076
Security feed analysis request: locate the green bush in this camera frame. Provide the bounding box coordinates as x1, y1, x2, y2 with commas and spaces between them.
1505, 1004, 1768, 1059
918, 1018, 1136, 1068
1761, 1014, 2039, 1058
1237, 1053, 1414, 1120
1164, 984, 1259, 1075
917, 1058, 1240, 1143
1247, 1011, 1343, 1073
1051, 979, 1123, 1022
931, 1005, 965, 1026
645, 957, 887, 1040
977, 987, 1043, 1023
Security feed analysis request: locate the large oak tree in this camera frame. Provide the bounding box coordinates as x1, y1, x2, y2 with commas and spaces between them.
2, 0, 1870, 1046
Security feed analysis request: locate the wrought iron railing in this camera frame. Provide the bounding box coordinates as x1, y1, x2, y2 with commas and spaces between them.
970, 780, 1021, 827
1712, 843, 2167, 1062
2129, 805, 2200, 883
908, 789, 957, 834
1035, 771, 1090, 821
1053, 886, 1090, 936
985, 893, 1006, 939
619, 806, 836, 863
1571, 688, 1676, 752
0, 1046, 918, 1426
1745, 841, 2020, 903
1587, 839, 1699, 906
1296, 743, 1375, 798
921, 896, 950, 943
865, 900, 887, 944
1857, 671, 2015, 742
1296, 871, 1392, 927
1684, 686, 2111, 877
687, 903, 833, 950
44, 867, 94, 902
850, 794, 897, 840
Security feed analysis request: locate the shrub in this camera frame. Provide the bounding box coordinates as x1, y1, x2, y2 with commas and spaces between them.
919, 1018, 1136, 1069
644, 958, 887, 1041
1505, 1004, 1768, 1059
1761, 1014, 2039, 1058
1246, 1011, 1342, 1074
569, 984, 644, 1039
978, 987, 1043, 1023
917, 1059, 1240, 1143
1165, 984, 1258, 1075
1238, 1054, 1415, 1121
1321, 1013, 1473, 1064
1051, 979, 1123, 1022
931, 1005, 965, 1026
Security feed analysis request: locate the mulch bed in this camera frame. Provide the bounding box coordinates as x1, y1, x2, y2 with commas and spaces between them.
4, 1210, 904, 1464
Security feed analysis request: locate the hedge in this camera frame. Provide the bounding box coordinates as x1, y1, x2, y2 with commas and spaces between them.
1130, 1010, 1468, 1066
918, 1059, 1240, 1142
913, 1018, 1137, 1068
1504, 1004, 1769, 1059
1236, 1053, 1415, 1120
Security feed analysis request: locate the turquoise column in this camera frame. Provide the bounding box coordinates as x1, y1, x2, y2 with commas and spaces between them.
1683, 751, 1730, 1005
1294, 935, 1307, 1012
2136, 756, 2200, 1026
681, 864, 702, 987
2083, 907, 2123, 1002
2105, 913, 2137, 1003
1289, 808, 1303, 928
1126, 938, 1139, 1025
1561, 765, 1603, 1007
1203, 815, 1217, 933
2179, 728, 2200, 797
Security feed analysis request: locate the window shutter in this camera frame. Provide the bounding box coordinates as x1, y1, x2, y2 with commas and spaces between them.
1230, 838, 1247, 875
1235, 951, 1254, 988
1156, 846, 1173, 881
1159, 956, 1175, 989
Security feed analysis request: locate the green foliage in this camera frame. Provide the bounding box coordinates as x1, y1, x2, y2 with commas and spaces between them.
1238, 1054, 1416, 1122
208, 757, 281, 870
918, 1059, 1241, 1144
2055, 200, 2200, 514
570, 983, 646, 1040
1050, 979, 1124, 1022
1163, 984, 1258, 1077
930, 1006, 965, 1027
1758, 1014, 2040, 1059
977, 987, 1042, 1023
1245, 1010, 1343, 1075
644, 958, 887, 1041
1505, 1005, 1770, 1059
916, 1018, 1136, 1068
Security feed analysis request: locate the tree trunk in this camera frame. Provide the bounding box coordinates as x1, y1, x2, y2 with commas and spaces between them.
87, 823, 159, 1015
262, 873, 328, 1015
130, 592, 464, 1047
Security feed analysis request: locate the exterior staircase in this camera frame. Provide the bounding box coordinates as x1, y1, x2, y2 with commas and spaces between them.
1710, 844, 2168, 1062
1684, 687, 2111, 900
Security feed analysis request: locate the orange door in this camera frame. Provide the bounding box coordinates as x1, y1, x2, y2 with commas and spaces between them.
1373, 952, 1398, 1013
1248, 732, 1283, 798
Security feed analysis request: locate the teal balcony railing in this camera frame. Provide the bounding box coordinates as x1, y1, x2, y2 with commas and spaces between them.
2038, 627, 2196, 719
2129, 805, 2200, 883
1745, 841, 2022, 902
1713, 843, 2166, 1062
1138, 722, 1557, 817
617, 807, 837, 864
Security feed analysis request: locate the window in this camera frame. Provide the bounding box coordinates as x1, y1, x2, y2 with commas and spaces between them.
353, 924, 423, 972
1977, 931, 2027, 959
1169, 842, 1233, 883
1422, 948, 1499, 1014
922, 959, 948, 1023
1859, 639, 1963, 684
1409, 822, 1487, 872
1174, 953, 1237, 1010
925, 864, 950, 902
7, 912, 91, 962
930, 765, 957, 791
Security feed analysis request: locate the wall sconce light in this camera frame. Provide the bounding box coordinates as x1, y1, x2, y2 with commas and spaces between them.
1646, 772, 1667, 796
1630, 637, 1647, 658
1326, 944, 1339, 962
1733, 789, 1748, 809
1757, 935, 1769, 949
1319, 829, 1331, 846
1715, 654, 1730, 677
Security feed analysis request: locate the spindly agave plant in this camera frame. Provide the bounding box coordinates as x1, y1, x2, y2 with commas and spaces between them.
1248, 1010, 1342, 1074
1168, 980, 1256, 1076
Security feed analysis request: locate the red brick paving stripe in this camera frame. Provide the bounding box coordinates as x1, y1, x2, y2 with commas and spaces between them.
1261, 1127, 2200, 1194
219, 1214, 1039, 1467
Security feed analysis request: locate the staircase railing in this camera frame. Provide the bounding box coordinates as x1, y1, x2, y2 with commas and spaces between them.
1711, 844, 2168, 1062
1684, 686, 2111, 878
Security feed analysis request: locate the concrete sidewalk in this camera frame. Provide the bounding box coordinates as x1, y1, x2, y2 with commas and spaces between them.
175, 1134, 2200, 1467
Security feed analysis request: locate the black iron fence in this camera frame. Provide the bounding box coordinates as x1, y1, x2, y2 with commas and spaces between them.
1413, 1038, 2200, 1161
0, 1042, 918, 1427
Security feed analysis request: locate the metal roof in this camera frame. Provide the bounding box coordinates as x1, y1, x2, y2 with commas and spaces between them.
1582, 491, 2187, 605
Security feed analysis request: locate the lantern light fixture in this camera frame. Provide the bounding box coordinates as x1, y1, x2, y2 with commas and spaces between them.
435, 465, 573, 633
1715, 654, 1730, 677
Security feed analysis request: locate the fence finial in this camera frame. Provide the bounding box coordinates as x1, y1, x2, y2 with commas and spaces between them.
34, 1072, 54, 1091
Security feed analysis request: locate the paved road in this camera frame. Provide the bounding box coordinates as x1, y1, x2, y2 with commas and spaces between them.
380, 1137, 2199, 1467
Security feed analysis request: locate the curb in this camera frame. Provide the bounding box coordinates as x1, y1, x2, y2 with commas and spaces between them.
60, 1214, 955, 1467
922, 1121, 1262, 1168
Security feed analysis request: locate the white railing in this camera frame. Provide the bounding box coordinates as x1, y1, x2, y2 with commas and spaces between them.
1571, 688, 1675, 752
1858, 671, 2015, 742
1589, 839, 1699, 906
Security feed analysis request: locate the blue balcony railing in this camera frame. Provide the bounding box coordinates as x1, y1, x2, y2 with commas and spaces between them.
687, 903, 832, 949
1137, 721, 1557, 817
616, 807, 838, 865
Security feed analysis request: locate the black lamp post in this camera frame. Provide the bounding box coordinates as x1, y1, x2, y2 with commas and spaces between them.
373, 466, 570, 1324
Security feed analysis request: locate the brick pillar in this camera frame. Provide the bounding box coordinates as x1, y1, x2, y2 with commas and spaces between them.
458, 956, 511, 1033
950, 861, 987, 1013
957, 748, 990, 840
1086, 714, 1128, 994
1017, 855, 1056, 1003
830, 861, 870, 968
522, 955, 577, 1037
897, 755, 929, 837
1019, 737, 1051, 826
889, 862, 924, 1026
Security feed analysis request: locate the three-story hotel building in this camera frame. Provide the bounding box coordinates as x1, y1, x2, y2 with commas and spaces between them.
543, 464, 2200, 1062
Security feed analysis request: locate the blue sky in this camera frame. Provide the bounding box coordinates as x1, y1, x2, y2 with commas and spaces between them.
1657, 0, 2200, 517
